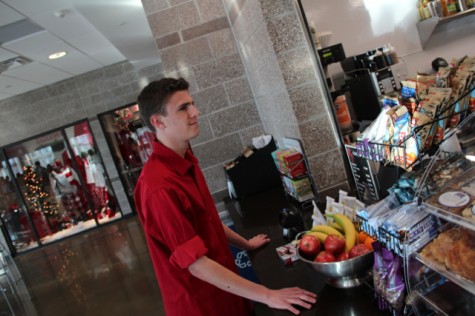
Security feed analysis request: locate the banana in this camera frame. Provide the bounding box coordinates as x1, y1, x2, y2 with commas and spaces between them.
310, 225, 344, 238
329, 222, 344, 233
324, 214, 357, 252
305, 231, 328, 244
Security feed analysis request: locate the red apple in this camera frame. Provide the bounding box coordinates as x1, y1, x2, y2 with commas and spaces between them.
299, 235, 321, 259
337, 252, 349, 261
314, 251, 336, 263
324, 234, 346, 255
348, 244, 371, 258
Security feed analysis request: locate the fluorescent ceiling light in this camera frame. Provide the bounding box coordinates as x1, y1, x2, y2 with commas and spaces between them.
48, 51, 67, 60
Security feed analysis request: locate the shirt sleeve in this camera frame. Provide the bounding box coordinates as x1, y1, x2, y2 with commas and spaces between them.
143, 187, 208, 269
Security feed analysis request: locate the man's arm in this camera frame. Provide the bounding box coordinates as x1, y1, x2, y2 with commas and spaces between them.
188, 256, 316, 315
222, 223, 270, 251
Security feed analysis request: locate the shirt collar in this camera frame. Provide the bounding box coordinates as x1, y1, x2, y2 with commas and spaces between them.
152, 140, 197, 175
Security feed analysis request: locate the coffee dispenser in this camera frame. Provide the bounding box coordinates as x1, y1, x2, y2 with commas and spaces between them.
340, 52, 399, 121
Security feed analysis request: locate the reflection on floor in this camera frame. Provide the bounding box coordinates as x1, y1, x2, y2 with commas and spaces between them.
1, 216, 165, 316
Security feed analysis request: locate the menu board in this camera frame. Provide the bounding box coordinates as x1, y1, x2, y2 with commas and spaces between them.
345, 145, 380, 204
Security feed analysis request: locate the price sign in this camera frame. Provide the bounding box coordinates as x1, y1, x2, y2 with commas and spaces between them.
345, 145, 380, 204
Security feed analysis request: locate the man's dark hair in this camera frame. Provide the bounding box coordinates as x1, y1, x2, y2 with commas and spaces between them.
137, 77, 189, 132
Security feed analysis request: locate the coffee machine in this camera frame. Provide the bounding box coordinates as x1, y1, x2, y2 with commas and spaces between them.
339, 52, 401, 121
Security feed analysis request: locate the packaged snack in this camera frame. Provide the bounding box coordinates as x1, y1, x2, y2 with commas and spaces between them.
385, 256, 405, 311
400, 80, 417, 99
338, 190, 348, 204
388, 106, 418, 168
381, 95, 399, 108
373, 241, 387, 296
311, 200, 327, 226
435, 67, 451, 88
400, 98, 417, 115
416, 74, 437, 99
325, 196, 335, 214
449, 71, 472, 127
412, 111, 433, 151
360, 107, 392, 143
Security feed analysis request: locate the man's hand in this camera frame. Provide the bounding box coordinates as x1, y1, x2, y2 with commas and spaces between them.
265, 287, 317, 315
247, 234, 270, 251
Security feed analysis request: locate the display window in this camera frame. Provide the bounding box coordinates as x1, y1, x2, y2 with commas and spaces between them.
0, 120, 122, 255
98, 103, 155, 210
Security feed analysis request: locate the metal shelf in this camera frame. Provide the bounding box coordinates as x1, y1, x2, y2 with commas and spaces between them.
416, 254, 475, 296
423, 202, 475, 232
413, 290, 449, 316
417, 8, 475, 48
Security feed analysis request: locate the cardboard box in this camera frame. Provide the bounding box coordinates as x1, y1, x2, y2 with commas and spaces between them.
276, 243, 299, 266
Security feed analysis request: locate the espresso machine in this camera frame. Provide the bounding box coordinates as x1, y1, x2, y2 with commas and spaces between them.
339, 52, 400, 121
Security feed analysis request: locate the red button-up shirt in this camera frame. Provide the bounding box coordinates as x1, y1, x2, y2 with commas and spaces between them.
134, 141, 251, 316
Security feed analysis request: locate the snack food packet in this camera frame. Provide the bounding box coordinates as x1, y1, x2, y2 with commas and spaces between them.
311, 200, 327, 226
427, 87, 452, 144
381, 95, 399, 108
385, 255, 405, 311
373, 241, 387, 296
330, 201, 345, 215
400, 80, 417, 99
400, 98, 417, 116
388, 106, 418, 169
338, 190, 348, 204
435, 67, 451, 88
325, 196, 335, 214
449, 71, 472, 126
361, 107, 392, 143
416, 74, 436, 100
412, 111, 433, 151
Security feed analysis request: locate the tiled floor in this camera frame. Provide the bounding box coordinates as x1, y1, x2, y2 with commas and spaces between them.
1, 217, 165, 316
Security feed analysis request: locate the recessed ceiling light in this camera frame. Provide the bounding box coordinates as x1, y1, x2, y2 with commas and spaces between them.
48, 51, 67, 60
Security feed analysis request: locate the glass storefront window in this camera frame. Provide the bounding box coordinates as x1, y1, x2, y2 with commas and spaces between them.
0, 152, 39, 253
1, 120, 122, 255
98, 103, 154, 208
64, 121, 121, 224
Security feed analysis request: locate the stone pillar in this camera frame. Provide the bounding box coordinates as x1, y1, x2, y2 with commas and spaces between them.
222, 0, 350, 197
142, 0, 264, 195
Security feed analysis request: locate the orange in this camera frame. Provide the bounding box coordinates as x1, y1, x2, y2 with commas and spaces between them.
358, 231, 369, 244
364, 237, 376, 250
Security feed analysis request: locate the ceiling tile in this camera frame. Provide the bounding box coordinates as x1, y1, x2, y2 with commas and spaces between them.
3, 62, 71, 84
0, 75, 42, 94
3, 30, 102, 74
0, 47, 18, 63
0, 2, 26, 27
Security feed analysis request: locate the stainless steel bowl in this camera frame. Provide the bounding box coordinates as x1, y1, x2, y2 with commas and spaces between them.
297, 248, 374, 288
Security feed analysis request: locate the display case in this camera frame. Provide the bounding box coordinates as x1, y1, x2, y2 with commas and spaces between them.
405, 113, 475, 315
98, 103, 154, 211
0, 120, 122, 255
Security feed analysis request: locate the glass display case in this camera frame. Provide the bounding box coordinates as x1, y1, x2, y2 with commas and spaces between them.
98, 103, 155, 209
0, 120, 122, 255
405, 113, 475, 315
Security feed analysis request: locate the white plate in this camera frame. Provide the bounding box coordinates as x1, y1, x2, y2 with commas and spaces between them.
438, 191, 471, 208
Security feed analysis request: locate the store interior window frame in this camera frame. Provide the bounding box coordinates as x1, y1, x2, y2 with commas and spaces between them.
0, 119, 122, 256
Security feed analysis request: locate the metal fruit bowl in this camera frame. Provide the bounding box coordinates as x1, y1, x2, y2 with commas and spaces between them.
297, 240, 374, 288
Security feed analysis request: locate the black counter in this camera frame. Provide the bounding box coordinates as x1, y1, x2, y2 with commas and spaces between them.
224, 187, 387, 316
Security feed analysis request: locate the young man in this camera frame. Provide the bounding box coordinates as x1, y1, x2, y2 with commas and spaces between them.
135, 78, 317, 315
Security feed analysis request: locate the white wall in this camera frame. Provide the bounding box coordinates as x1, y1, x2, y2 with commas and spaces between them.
302, 0, 475, 74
